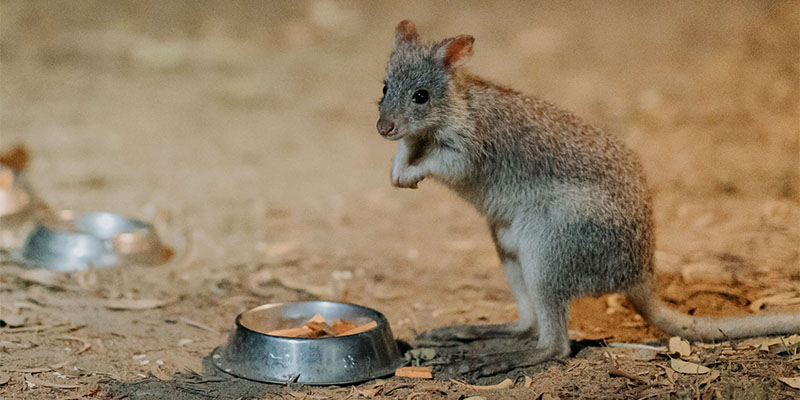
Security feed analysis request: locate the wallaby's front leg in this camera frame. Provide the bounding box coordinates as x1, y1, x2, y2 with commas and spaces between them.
392, 138, 429, 189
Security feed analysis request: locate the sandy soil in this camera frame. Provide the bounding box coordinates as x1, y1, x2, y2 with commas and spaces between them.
1, 1, 798, 399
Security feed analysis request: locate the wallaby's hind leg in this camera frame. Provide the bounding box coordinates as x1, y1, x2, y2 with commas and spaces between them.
444, 279, 571, 377
415, 256, 537, 345
443, 239, 571, 377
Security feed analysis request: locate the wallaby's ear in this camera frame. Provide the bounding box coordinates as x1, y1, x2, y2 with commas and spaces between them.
435, 35, 474, 70
395, 20, 418, 45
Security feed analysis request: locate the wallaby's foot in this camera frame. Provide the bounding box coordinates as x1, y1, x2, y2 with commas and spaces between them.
414, 322, 534, 346
444, 346, 567, 377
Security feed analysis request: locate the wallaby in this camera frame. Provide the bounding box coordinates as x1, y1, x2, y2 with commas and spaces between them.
376, 20, 800, 376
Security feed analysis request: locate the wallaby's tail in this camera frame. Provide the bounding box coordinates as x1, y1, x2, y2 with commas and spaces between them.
627, 280, 800, 341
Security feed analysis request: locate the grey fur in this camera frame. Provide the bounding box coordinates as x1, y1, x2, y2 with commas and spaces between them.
378, 20, 800, 376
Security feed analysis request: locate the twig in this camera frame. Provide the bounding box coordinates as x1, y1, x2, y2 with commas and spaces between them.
609, 366, 650, 385
602, 344, 649, 385
0, 323, 69, 334
179, 317, 217, 333
383, 383, 413, 396
23, 373, 80, 389
638, 389, 676, 400
607, 342, 666, 352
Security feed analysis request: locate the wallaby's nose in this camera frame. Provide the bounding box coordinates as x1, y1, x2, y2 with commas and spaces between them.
377, 118, 396, 137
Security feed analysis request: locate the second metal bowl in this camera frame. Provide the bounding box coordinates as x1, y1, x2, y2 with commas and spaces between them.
14, 211, 166, 270
212, 301, 404, 385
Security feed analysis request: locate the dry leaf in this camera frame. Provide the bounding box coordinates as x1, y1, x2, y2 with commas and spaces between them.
0, 341, 32, 350
150, 364, 172, 381
605, 294, 627, 314
431, 307, 469, 318
0, 373, 10, 385
662, 365, 676, 383
0, 312, 27, 328
670, 359, 710, 375
73, 269, 98, 290
539, 394, 561, 400
701, 370, 721, 386
15, 366, 52, 373
687, 284, 749, 303
23, 373, 79, 389
619, 320, 647, 328
247, 269, 275, 297
0, 146, 29, 170
248, 269, 338, 299
57, 336, 91, 354
359, 379, 386, 397
631, 348, 659, 361
395, 366, 432, 379
739, 335, 800, 352
264, 241, 300, 260
2, 323, 68, 333
179, 316, 216, 333
749, 293, 800, 312
680, 262, 732, 284
524, 376, 533, 388
105, 298, 174, 311
607, 343, 667, 352
276, 276, 337, 299
14, 269, 65, 288
450, 378, 514, 390
778, 377, 800, 390
668, 337, 691, 358
664, 283, 750, 304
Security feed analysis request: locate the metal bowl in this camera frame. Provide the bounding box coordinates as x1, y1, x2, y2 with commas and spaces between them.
212, 301, 404, 385
0, 166, 35, 228
13, 211, 166, 270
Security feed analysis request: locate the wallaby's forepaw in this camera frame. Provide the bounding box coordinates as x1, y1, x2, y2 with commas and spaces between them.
391, 170, 423, 189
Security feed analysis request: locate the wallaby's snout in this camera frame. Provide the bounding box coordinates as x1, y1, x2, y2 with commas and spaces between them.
377, 117, 397, 138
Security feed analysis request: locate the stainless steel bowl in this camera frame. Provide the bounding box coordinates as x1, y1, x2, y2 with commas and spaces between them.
13, 211, 166, 270
212, 301, 404, 385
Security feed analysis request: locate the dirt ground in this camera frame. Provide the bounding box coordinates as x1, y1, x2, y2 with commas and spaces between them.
1, 1, 799, 399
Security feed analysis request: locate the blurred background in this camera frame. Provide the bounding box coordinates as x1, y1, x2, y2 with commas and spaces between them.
0, 0, 798, 394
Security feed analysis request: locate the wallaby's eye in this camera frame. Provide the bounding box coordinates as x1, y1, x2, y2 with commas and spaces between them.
412, 89, 429, 104
382, 84, 387, 95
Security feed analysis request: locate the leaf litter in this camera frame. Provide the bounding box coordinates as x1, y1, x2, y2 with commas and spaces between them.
23, 373, 79, 389
778, 377, 800, 390
105, 297, 177, 311
450, 377, 514, 390
668, 336, 691, 358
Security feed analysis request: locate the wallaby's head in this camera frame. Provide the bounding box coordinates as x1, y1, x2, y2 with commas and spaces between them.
377, 20, 474, 140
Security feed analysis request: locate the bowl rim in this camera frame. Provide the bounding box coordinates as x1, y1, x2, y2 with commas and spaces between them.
234, 300, 388, 340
